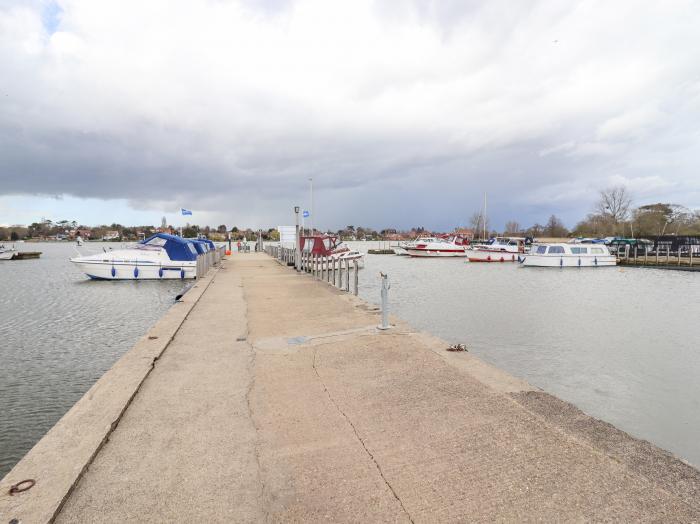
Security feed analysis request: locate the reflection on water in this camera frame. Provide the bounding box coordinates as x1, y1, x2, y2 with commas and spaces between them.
0, 243, 186, 477
353, 243, 700, 467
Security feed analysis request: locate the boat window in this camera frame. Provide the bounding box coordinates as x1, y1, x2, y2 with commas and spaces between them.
571, 247, 588, 254
145, 237, 167, 247
536, 246, 547, 254
591, 247, 604, 254
548, 246, 565, 254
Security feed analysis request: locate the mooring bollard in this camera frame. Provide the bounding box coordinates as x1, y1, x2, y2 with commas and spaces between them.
378, 272, 390, 330
353, 260, 359, 296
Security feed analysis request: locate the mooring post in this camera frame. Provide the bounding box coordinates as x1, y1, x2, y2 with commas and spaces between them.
678, 246, 682, 266
634, 246, 638, 265
344, 259, 350, 292
353, 260, 359, 296
378, 272, 390, 330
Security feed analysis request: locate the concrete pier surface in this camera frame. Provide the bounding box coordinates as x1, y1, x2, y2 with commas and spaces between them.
3, 253, 700, 522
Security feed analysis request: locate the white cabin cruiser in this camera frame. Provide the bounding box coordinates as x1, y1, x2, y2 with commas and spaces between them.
0, 244, 18, 260
405, 236, 468, 257
519, 243, 616, 267
466, 237, 524, 262
70, 233, 200, 280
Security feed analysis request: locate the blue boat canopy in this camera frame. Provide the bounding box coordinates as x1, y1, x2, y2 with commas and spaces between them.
141, 233, 198, 261
189, 239, 209, 254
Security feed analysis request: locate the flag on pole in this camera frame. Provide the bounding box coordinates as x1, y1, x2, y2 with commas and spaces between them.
303, 210, 310, 218
181, 208, 192, 216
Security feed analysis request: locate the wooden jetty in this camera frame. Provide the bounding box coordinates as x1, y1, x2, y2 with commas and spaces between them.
2, 252, 700, 522
11, 252, 42, 260
617, 245, 700, 271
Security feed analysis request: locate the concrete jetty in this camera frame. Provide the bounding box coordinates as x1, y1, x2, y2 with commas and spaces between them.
2, 253, 700, 522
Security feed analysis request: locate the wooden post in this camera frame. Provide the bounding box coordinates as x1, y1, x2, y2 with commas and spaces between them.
644, 246, 648, 265
327, 257, 332, 283
344, 259, 350, 292
678, 246, 682, 266
634, 246, 638, 265
667, 245, 670, 264
691, 246, 694, 267
353, 260, 359, 296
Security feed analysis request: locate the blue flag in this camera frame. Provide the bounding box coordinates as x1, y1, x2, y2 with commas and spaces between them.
181, 208, 192, 216
303, 210, 310, 218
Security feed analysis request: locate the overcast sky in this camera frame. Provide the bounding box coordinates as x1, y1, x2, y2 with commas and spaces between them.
1, 0, 699, 230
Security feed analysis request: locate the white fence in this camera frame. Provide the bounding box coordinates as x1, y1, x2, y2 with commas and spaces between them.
264, 245, 359, 295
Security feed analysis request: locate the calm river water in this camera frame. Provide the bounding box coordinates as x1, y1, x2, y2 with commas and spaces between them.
354, 243, 700, 467
0, 242, 187, 477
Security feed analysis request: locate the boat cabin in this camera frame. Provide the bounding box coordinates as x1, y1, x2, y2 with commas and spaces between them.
531, 243, 610, 256
300, 235, 341, 256
139, 233, 199, 261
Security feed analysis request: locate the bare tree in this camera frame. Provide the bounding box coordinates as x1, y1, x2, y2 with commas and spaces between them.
469, 212, 489, 239
504, 220, 521, 235
596, 186, 632, 226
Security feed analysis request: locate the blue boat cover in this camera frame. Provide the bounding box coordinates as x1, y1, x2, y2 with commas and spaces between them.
189, 239, 209, 254
141, 233, 198, 261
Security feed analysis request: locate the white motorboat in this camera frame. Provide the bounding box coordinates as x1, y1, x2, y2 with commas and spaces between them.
405, 236, 469, 257
519, 243, 616, 267
70, 233, 200, 279
0, 244, 17, 260
466, 237, 525, 262
76, 235, 84, 246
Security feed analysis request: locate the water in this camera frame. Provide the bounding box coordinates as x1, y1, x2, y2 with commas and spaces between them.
0, 243, 187, 478
353, 244, 700, 467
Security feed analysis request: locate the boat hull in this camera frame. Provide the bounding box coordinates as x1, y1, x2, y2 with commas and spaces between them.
406, 248, 466, 257
71, 260, 197, 280
466, 249, 519, 262
520, 255, 616, 267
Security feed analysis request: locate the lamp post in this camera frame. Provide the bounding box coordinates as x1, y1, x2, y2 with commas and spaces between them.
294, 206, 300, 271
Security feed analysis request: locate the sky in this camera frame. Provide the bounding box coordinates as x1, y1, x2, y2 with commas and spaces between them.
1, 0, 699, 231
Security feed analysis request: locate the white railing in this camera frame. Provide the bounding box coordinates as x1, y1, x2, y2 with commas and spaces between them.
264, 245, 359, 295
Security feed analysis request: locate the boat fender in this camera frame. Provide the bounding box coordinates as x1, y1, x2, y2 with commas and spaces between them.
594, 257, 598, 266
180, 268, 185, 279
134, 267, 139, 278
499, 256, 504, 262
159, 267, 164, 278
111, 266, 116, 278
560, 257, 563, 267
487, 255, 491, 262
578, 257, 581, 267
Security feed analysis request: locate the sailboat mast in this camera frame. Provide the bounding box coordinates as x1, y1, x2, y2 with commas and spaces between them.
483, 192, 487, 240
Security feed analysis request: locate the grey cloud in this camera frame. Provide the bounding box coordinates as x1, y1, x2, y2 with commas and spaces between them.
1, 0, 699, 230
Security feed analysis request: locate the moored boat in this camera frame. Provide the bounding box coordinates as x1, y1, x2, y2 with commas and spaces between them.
405, 235, 469, 257
301, 235, 365, 268
519, 243, 616, 267
466, 237, 525, 262
0, 244, 17, 260
70, 233, 200, 280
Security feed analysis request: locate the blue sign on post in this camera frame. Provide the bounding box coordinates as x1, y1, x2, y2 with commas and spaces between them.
303, 210, 310, 218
